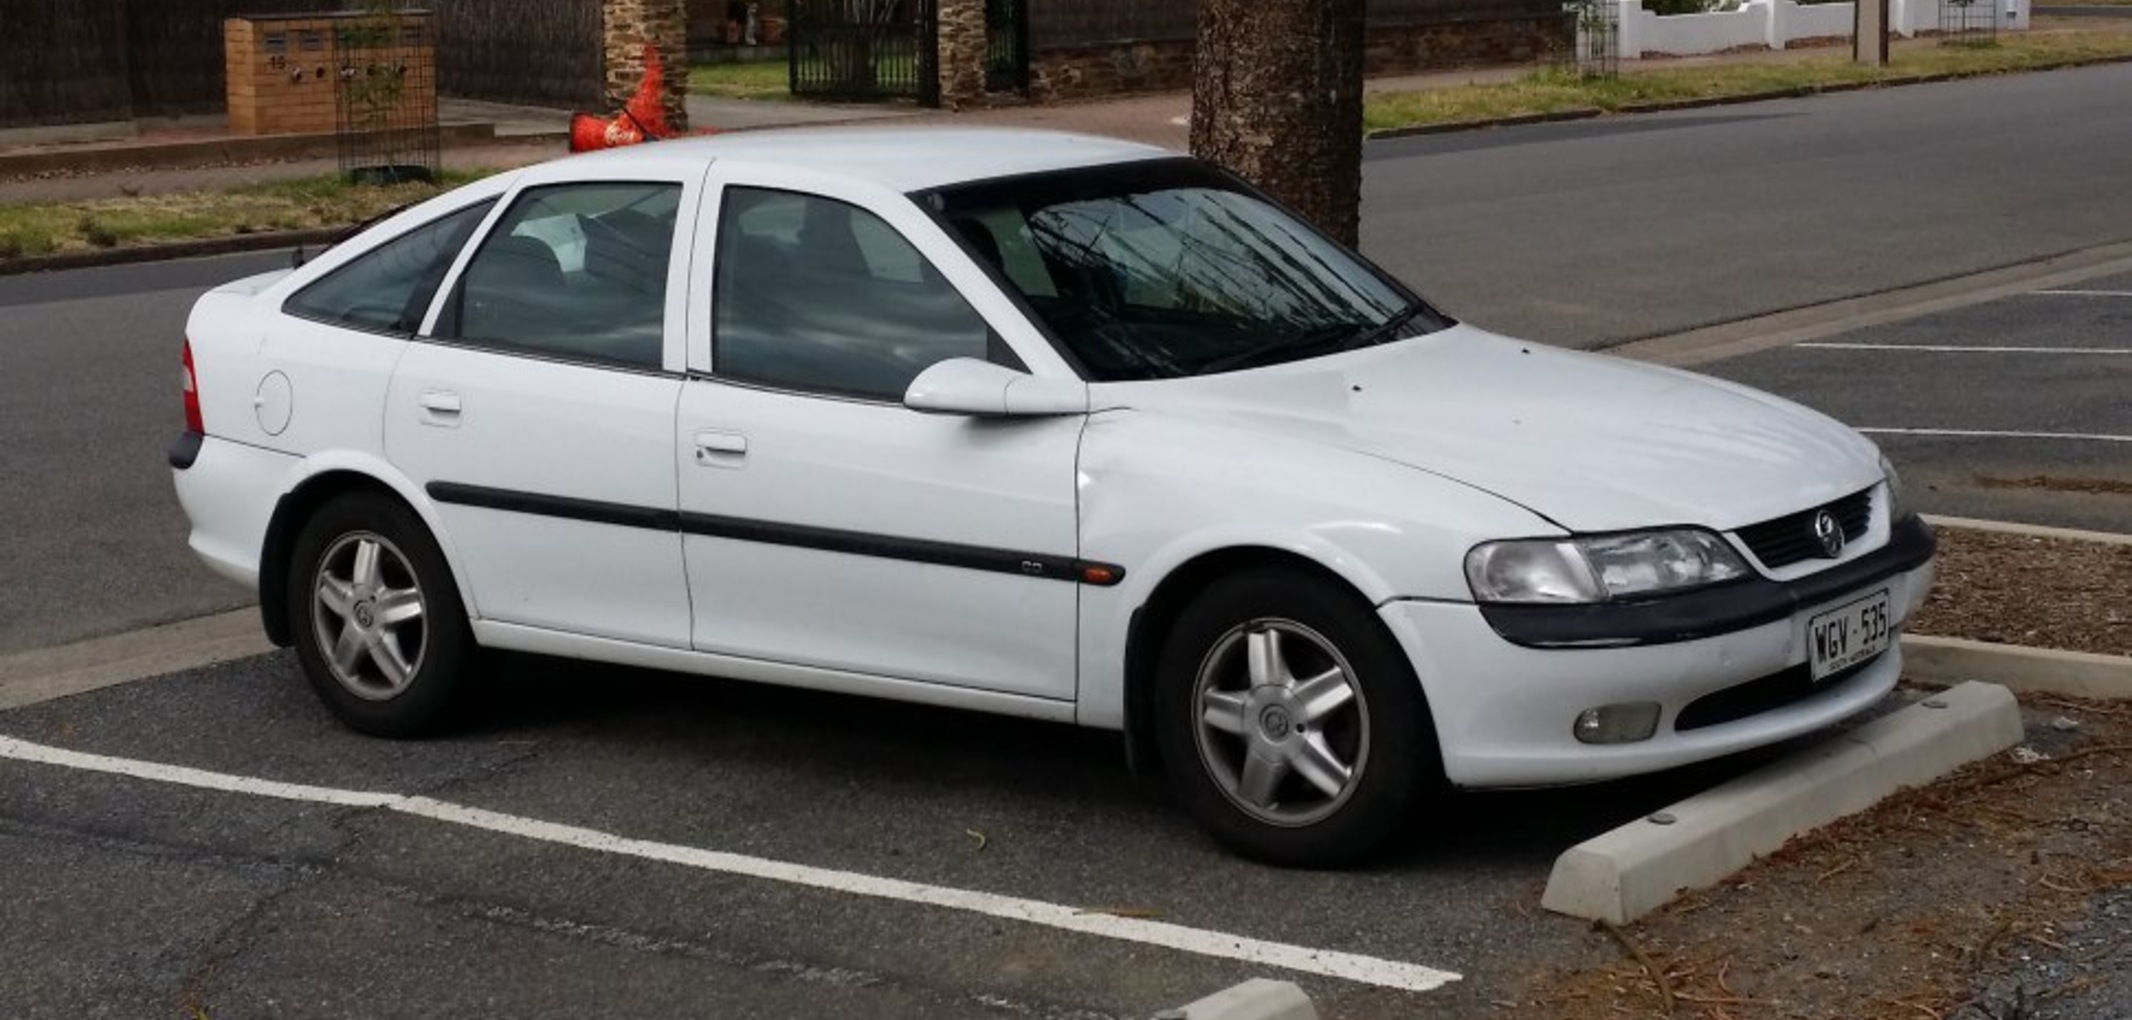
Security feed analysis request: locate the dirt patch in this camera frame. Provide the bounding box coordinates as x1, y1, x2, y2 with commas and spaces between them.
1975, 475, 2132, 497
1910, 527, 2132, 658
1508, 694, 2132, 1020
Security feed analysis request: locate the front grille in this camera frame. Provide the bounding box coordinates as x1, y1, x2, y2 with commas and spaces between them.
1733, 488, 1874, 569
1674, 653, 1881, 732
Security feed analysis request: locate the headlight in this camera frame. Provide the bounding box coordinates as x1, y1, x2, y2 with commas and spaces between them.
1466, 529, 1750, 604
1880, 454, 1910, 523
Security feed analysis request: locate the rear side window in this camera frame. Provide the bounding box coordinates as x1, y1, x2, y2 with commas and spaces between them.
440, 182, 682, 371
283, 200, 494, 334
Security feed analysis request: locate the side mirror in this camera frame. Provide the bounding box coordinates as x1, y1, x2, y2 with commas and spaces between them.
903, 358, 1088, 417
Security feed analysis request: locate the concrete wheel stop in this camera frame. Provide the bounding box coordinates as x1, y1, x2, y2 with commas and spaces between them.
1155, 979, 1318, 1020
1541, 680, 2025, 925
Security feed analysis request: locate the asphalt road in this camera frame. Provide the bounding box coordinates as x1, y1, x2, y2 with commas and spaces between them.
1362, 62, 2132, 348
1702, 270, 2132, 532
0, 253, 280, 655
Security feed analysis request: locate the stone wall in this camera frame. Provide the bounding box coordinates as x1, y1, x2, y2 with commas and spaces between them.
603, 0, 690, 131
936, 0, 988, 109
1363, 15, 1572, 72
1029, 40, 1194, 103
1031, 14, 1570, 103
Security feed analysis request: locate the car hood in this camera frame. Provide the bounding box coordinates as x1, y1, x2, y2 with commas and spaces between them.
1117, 325, 1882, 533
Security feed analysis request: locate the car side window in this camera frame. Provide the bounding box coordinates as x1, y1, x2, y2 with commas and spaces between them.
439, 182, 681, 370
712, 186, 992, 401
283, 199, 494, 334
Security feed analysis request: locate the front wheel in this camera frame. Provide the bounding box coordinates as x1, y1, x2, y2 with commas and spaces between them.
1154, 568, 1440, 866
287, 492, 477, 737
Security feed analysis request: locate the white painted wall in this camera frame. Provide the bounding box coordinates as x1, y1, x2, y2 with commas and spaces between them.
1617, 0, 2028, 58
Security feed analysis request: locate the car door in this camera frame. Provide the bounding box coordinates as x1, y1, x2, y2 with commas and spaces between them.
674, 173, 1085, 700
383, 174, 699, 648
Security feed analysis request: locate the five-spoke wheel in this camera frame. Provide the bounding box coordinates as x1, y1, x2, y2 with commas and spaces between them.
311, 531, 428, 700
288, 491, 476, 737
1193, 620, 1368, 827
1156, 567, 1439, 865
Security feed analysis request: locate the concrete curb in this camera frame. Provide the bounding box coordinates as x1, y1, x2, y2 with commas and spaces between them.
0, 609, 271, 712
1540, 680, 2023, 925
0, 227, 345, 277
1925, 513, 2132, 547
1606, 238, 2132, 365
1159, 979, 1318, 1020
1366, 54, 2132, 142
1902, 635, 2132, 699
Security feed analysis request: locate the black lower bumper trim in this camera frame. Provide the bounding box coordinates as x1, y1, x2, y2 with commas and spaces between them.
1479, 515, 1937, 648
168, 430, 204, 470
1675, 652, 1884, 731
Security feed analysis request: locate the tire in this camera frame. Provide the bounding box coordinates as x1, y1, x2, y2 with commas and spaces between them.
1153, 567, 1441, 866
286, 491, 478, 737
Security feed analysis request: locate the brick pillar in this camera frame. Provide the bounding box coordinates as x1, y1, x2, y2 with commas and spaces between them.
936, 0, 987, 110
603, 0, 690, 132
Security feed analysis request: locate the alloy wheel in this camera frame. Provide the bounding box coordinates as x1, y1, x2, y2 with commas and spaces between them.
1191, 618, 1371, 828
310, 531, 428, 701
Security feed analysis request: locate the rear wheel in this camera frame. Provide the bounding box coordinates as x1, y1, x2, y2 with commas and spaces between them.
287, 492, 476, 737
1154, 567, 1439, 866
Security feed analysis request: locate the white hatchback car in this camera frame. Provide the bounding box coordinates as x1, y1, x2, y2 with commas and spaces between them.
173, 128, 1934, 864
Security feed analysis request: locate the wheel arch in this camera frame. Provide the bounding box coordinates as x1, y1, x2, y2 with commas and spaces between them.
1119, 545, 1397, 777
258, 461, 472, 646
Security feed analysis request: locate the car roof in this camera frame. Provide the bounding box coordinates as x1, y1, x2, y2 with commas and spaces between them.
561, 126, 1175, 192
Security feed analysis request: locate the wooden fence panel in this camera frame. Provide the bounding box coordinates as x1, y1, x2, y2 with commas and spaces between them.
1032, 0, 1568, 47
1031, 0, 1197, 46
127, 0, 340, 117
0, 0, 132, 128
434, 0, 605, 109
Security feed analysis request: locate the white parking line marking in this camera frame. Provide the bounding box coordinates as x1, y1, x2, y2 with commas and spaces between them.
1858, 427, 2132, 444
0, 734, 1461, 994
1796, 342, 2132, 355
2032, 289, 2132, 297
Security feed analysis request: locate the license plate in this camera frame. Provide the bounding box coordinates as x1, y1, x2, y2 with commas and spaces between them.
1808, 588, 1893, 682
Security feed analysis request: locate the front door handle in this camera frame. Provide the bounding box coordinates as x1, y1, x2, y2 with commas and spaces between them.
694, 430, 748, 467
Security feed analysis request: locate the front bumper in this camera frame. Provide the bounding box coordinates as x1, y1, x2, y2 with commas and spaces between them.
1381, 525, 1936, 787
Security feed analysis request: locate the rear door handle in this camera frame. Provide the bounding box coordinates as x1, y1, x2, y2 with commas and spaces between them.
694, 430, 748, 466
418, 390, 463, 427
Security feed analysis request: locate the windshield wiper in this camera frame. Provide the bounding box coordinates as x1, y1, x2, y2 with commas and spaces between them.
1350, 301, 1434, 351
1194, 322, 1372, 375
1194, 302, 1431, 376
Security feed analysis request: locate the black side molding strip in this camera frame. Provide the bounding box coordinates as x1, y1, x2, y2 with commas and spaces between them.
1478, 515, 1937, 649
168, 430, 204, 470
424, 481, 1125, 587
428, 481, 676, 533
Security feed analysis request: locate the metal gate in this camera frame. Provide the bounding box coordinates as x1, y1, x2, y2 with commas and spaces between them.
984, 0, 1028, 95
789, 0, 939, 106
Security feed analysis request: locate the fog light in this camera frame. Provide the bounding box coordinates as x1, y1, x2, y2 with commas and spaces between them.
1573, 703, 1662, 744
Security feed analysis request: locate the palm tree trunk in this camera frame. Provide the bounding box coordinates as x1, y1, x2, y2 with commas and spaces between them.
1189, 0, 1367, 246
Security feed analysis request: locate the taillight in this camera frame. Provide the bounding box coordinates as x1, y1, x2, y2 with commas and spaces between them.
182, 340, 205, 434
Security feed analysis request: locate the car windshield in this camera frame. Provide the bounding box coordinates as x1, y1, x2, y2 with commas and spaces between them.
924, 159, 1445, 381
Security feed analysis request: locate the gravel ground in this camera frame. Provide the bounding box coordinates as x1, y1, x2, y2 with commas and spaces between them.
1506, 694, 2132, 1020
1953, 887, 2132, 1020
1912, 527, 2132, 658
